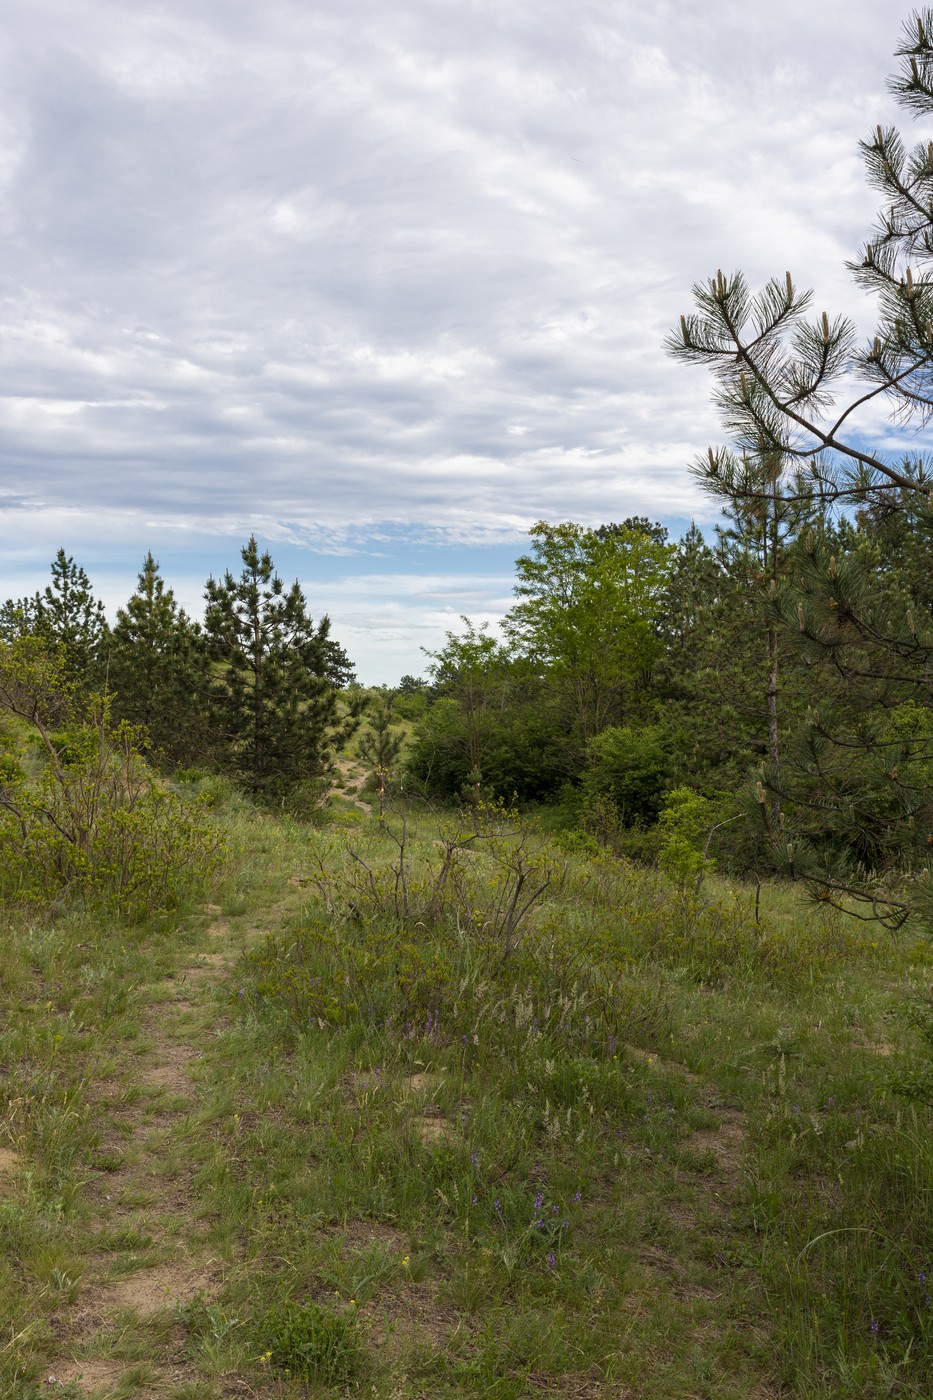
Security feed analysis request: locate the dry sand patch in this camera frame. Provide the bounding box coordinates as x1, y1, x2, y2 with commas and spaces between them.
0, 1144, 21, 1175
44, 1356, 124, 1393
417, 1107, 454, 1144
101, 1259, 216, 1315
141, 1043, 200, 1096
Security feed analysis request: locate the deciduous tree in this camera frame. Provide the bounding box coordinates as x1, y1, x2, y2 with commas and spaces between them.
504, 521, 672, 747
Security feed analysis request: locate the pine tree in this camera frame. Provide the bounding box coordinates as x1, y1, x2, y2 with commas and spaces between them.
33, 549, 109, 691
357, 696, 405, 826
653, 524, 756, 790
203, 537, 356, 796
708, 455, 823, 820
668, 11, 933, 922
667, 11, 933, 513
109, 553, 212, 765
0, 594, 37, 643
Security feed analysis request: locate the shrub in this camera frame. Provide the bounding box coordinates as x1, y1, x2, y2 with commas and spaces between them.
255, 1299, 362, 1383
656, 786, 726, 891
0, 639, 222, 918
581, 724, 671, 826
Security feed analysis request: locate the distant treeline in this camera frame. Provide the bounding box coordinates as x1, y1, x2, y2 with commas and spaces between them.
388, 500, 933, 926
0, 536, 357, 800
4, 496, 933, 925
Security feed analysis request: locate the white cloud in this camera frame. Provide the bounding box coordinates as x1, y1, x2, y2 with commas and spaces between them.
0, 0, 920, 677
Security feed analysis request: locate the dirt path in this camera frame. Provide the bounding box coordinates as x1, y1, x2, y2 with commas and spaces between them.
43, 917, 239, 1398
324, 755, 372, 813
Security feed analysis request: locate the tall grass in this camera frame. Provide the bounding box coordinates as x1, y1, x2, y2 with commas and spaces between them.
5, 787, 933, 1396
213, 802, 933, 1395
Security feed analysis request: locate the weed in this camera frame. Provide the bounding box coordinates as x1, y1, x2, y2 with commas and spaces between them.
254, 1298, 363, 1383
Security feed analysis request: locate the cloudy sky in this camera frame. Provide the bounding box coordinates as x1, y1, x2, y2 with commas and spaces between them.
0, 0, 919, 681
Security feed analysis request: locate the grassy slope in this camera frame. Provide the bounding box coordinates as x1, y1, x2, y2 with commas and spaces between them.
3, 774, 933, 1398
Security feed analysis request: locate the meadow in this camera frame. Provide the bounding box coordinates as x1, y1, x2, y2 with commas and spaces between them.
3, 765, 933, 1399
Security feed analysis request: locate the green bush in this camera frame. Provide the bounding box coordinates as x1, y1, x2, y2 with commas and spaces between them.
0, 641, 222, 917
581, 724, 670, 826
0, 772, 221, 919
656, 786, 725, 891
255, 1299, 362, 1383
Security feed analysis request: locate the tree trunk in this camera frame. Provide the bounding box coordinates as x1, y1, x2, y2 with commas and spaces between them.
766, 622, 781, 825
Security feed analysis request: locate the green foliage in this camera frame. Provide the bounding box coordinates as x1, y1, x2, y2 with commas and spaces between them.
308, 802, 565, 960
203, 536, 357, 797
392, 673, 430, 720
581, 723, 670, 827
254, 1299, 362, 1383
8, 777, 929, 1397
0, 595, 37, 643
33, 549, 109, 692
421, 618, 507, 804
405, 686, 571, 804
357, 694, 405, 823
656, 786, 723, 891
0, 638, 221, 918
550, 827, 601, 857
410, 621, 573, 803
505, 520, 674, 745
108, 551, 213, 766
667, 13, 933, 920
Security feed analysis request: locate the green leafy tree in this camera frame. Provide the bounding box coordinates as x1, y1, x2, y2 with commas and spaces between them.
581, 723, 671, 828
656, 787, 734, 894
109, 553, 213, 766
422, 619, 506, 805
391, 674, 429, 721
667, 11, 933, 922
203, 536, 356, 797
504, 521, 673, 747
409, 621, 570, 804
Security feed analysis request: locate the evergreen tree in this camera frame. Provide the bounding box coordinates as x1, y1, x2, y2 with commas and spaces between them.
109, 553, 212, 765
398, 674, 427, 693
0, 594, 37, 643
322, 635, 356, 688
595, 517, 669, 547
667, 11, 933, 921
357, 695, 405, 825
705, 454, 821, 820
33, 550, 109, 690
652, 523, 757, 790
203, 536, 356, 796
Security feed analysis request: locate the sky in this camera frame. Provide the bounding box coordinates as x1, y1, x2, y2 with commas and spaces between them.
0, 0, 922, 681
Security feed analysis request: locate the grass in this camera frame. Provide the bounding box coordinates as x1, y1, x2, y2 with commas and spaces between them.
3, 785, 933, 1395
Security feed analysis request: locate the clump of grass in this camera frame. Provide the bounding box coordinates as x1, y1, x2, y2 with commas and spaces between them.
254, 1298, 363, 1383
